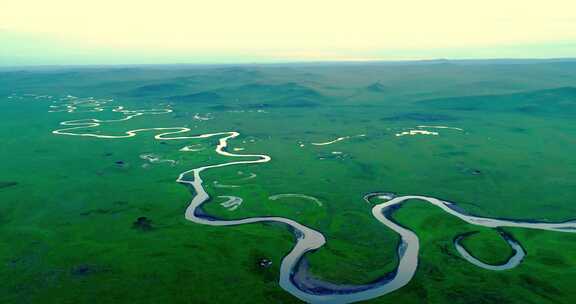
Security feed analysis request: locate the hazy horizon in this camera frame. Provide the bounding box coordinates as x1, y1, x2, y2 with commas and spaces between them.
1, 0, 575, 66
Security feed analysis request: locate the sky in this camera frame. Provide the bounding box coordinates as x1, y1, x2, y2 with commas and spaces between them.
1, 0, 575, 66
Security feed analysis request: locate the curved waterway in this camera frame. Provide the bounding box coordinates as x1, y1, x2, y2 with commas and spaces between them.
454, 231, 526, 271
52, 103, 576, 303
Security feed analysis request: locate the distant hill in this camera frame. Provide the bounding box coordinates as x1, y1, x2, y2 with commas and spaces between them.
231, 82, 321, 98
226, 82, 323, 108
417, 87, 576, 115
122, 83, 183, 97
167, 91, 223, 103
167, 82, 325, 109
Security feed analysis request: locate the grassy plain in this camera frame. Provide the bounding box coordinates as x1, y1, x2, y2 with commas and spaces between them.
1, 61, 576, 303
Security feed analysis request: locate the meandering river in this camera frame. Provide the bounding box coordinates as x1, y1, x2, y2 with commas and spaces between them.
52, 100, 576, 303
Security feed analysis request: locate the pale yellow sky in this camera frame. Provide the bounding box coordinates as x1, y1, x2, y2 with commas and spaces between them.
1, 0, 575, 64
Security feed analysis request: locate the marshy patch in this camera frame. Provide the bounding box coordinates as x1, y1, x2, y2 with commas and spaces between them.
316, 151, 350, 161
132, 216, 154, 231
258, 258, 273, 269
80, 206, 127, 216
508, 127, 529, 134
444, 287, 513, 304
71, 264, 110, 277
0, 181, 18, 189
208, 104, 235, 111
365, 82, 387, 92
438, 151, 468, 158
419, 262, 445, 282
536, 250, 568, 267
381, 112, 457, 122
470, 169, 482, 175
248, 250, 275, 282
461, 168, 483, 176
518, 274, 563, 300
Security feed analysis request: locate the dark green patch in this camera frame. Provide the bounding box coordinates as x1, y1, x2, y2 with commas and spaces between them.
382, 112, 457, 122
0, 181, 18, 189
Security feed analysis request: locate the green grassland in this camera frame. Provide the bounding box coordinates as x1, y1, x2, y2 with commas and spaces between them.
1, 61, 576, 303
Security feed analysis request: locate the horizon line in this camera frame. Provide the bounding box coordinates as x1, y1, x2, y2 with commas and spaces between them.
2, 56, 576, 70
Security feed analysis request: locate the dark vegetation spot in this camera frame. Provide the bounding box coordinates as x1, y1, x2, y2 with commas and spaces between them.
243, 103, 272, 109
438, 243, 459, 259
281, 98, 319, 108
132, 216, 153, 231
182, 243, 200, 250
365, 82, 387, 92
247, 98, 319, 108
354, 161, 377, 179
263, 289, 296, 303
518, 274, 563, 301
537, 252, 568, 267
404, 280, 428, 302
420, 262, 445, 282
444, 287, 513, 304
148, 252, 170, 258
71, 264, 93, 276
508, 127, 528, 133
438, 151, 468, 157
516, 106, 541, 113
325, 246, 349, 258
0, 181, 18, 189
382, 112, 457, 122
208, 105, 234, 111
80, 207, 127, 216
71, 264, 108, 277
460, 167, 483, 176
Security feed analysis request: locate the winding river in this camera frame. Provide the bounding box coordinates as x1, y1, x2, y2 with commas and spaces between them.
51, 100, 576, 303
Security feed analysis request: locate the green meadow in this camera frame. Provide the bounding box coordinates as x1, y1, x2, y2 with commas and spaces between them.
1, 61, 576, 303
